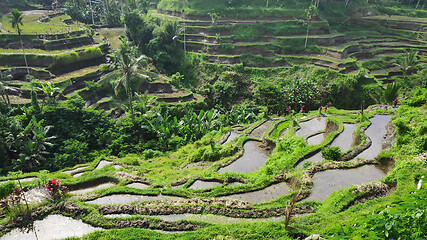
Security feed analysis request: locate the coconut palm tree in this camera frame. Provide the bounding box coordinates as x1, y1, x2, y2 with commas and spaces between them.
396, 50, 419, 78
304, 5, 318, 49
99, 38, 158, 124
9, 9, 30, 76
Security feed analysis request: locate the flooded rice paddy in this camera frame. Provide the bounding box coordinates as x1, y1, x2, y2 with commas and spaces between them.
63, 166, 87, 175
330, 123, 357, 150
1, 215, 101, 240
70, 183, 116, 195
188, 180, 221, 189
220, 182, 290, 203
218, 141, 269, 173
296, 123, 358, 168
249, 121, 272, 138
356, 115, 392, 160
295, 117, 326, 137
222, 131, 240, 145
303, 163, 392, 202
96, 160, 112, 170
296, 152, 324, 169
127, 182, 149, 189
307, 133, 326, 145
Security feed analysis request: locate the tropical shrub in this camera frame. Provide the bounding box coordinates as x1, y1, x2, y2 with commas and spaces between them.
321, 146, 342, 161
0, 181, 16, 199
45, 178, 67, 200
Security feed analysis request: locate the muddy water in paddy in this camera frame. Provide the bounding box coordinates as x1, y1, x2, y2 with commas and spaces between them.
249, 121, 272, 138
96, 160, 112, 170
1, 215, 101, 240
73, 172, 84, 178
70, 183, 116, 195
188, 180, 221, 189
127, 182, 149, 189
307, 133, 326, 145
86, 194, 182, 205
356, 115, 392, 160
63, 166, 87, 175
304, 164, 391, 202
295, 117, 326, 137
296, 123, 358, 169
220, 182, 290, 203
218, 141, 269, 173
296, 152, 324, 169
222, 131, 240, 145
330, 123, 357, 150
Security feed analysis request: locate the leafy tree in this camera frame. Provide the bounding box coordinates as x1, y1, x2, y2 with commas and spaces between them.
125, 12, 184, 74
212, 80, 236, 107
100, 38, 157, 124
9, 9, 30, 76
283, 77, 320, 110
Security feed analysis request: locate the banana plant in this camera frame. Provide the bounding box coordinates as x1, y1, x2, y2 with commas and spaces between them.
40, 81, 60, 106
16, 116, 55, 171
134, 91, 150, 115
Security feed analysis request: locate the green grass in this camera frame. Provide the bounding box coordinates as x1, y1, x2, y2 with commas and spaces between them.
158, 0, 310, 18
94, 28, 125, 50
0, 13, 81, 34
0, 45, 104, 68
0, 44, 100, 55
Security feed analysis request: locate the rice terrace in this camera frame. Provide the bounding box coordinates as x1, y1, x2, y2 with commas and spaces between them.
0, 0, 426, 239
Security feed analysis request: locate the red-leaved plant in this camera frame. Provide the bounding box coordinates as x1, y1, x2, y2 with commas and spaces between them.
0, 187, 26, 214
0, 199, 10, 214
45, 179, 68, 200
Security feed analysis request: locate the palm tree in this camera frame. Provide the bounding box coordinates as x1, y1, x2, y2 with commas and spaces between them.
396, 50, 419, 78
369, 82, 400, 105
99, 38, 158, 124
304, 5, 318, 49
9, 9, 30, 76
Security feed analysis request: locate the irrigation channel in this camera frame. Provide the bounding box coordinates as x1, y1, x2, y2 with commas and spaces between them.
2, 114, 395, 238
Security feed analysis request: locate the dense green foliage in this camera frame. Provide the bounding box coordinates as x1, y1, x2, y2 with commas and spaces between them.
65, 0, 122, 26
0, 95, 264, 173
125, 11, 184, 74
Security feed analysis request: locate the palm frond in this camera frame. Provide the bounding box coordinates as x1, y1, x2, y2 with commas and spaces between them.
99, 71, 122, 86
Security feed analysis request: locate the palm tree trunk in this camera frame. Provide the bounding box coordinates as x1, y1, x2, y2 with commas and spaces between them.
0, 93, 6, 104
18, 32, 30, 76
129, 92, 135, 124
5, 92, 10, 106
305, 19, 311, 49
415, 0, 421, 9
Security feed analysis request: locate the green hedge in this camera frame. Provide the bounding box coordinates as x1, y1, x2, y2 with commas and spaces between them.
0, 46, 103, 68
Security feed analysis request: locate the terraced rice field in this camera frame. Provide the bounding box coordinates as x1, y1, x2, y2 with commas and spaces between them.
0, 110, 397, 237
